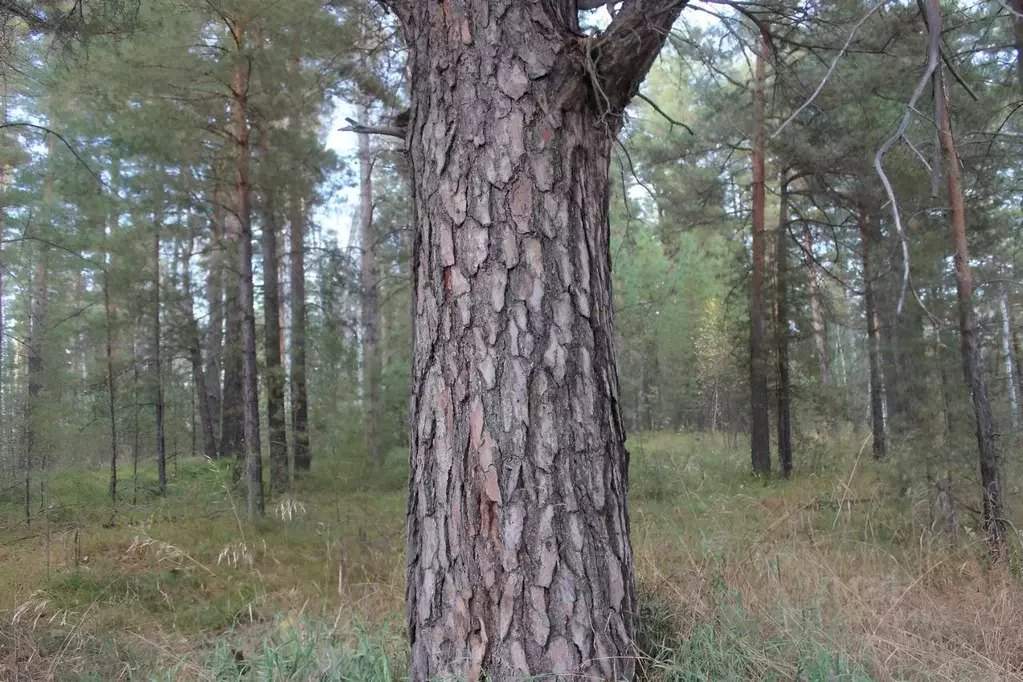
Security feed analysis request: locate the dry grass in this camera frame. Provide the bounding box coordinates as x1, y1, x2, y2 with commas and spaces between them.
0, 433, 1020, 680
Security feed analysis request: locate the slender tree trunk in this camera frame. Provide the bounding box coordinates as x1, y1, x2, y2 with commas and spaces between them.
930, 6, 1006, 556
358, 111, 381, 466
229, 23, 264, 517
104, 247, 118, 504
131, 332, 140, 506
860, 205, 886, 459
1014, 0, 1023, 91
26, 136, 56, 522
260, 134, 288, 495
25, 256, 46, 523
803, 226, 830, 385
289, 190, 310, 473
206, 203, 224, 442
183, 234, 219, 462
221, 245, 244, 472
1000, 291, 1019, 428
393, 2, 687, 679
775, 174, 792, 477
153, 222, 167, 496
1013, 326, 1023, 405
749, 32, 771, 475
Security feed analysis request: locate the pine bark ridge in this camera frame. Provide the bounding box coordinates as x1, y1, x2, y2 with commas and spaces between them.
392, 1, 687, 679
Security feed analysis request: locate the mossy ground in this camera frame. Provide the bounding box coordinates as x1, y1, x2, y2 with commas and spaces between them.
0, 432, 1020, 680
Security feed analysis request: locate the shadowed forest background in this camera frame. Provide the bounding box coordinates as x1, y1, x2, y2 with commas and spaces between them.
0, 0, 1022, 679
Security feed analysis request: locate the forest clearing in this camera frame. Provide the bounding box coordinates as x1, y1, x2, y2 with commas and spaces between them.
3, 432, 1022, 681
0, 0, 1022, 679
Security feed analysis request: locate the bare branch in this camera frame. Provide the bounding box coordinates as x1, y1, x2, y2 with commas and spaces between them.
339, 117, 406, 141
772, 0, 886, 139
873, 1, 942, 316
635, 93, 694, 134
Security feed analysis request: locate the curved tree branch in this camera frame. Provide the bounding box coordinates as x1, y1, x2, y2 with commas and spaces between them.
592, 0, 690, 112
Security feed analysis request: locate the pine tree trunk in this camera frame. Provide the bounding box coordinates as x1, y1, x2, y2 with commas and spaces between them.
859, 205, 886, 459
229, 22, 264, 517
153, 224, 167, 496
1000, 291, 1019, 428
206, 203, 224, 443
182, 232, 219, 462
222, 243, 244, 474
930, 6, 1006, 556
25, 256, 46, 523
1012, 325, 1023, 405
26, 136, 56, 522
1014, 0, 1023, 91
358, 112, 381, 467
392, 2, 686, 679
260, 134, 288, 495
775, 174, 792, 477
804, 226, 830, 385
289, 190, 310, 473
749, 33, 771, 475
132, 334, 140, 506
104, 247, 118, 504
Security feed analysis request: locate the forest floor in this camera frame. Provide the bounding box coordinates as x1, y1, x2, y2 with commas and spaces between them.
0, 432, 1021, 680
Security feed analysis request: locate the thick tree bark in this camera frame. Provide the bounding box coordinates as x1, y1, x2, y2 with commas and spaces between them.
930, 6, 1006, 556
390, 1, 686, 680
775, 174, 792, 477
289, 190, 310, 473
749, 32, 771, 475
358, 112, 381, 466
260, 135, 288, 495
153, 222, 167, 496
860, 205, 886, 459
228, 22, 264, 517
1000, 291, 1019, 428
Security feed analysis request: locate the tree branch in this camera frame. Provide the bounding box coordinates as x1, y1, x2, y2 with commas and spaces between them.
772, 0, 886, 139
591, 0, 690, 113
339, 117, 406, 141
635, 93, 694, 134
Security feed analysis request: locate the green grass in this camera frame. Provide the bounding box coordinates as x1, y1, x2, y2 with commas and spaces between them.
1, 433, 1021, 680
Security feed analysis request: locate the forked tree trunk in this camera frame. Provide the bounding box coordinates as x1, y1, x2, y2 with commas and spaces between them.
859, 204, 886, 459
260, 135, 288, 495
775, 174, 792, 477
930, 0, 1006, 556
289, 191, 310, 473
358, 112, 381, 467
229, 19, 264, 518
389, 1, 686, 679
749, 32, 771, 475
